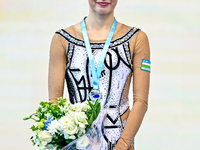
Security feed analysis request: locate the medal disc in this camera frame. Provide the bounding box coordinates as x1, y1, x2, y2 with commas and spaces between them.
89, 89, 101, 102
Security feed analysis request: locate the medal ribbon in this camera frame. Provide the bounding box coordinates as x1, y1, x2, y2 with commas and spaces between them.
81, 17, 117, 90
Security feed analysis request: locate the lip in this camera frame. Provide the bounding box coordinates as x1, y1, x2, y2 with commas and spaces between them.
97, 2, 110, 6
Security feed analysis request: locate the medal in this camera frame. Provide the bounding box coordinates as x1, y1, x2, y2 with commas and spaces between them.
89, 89, 101, 102
81, 17, 117, 102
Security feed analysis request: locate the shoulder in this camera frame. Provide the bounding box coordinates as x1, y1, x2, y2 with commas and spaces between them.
53, 21, 84, 43
52, 21, 78, 36
52, 23, 76, 41
50, 27, 73, 48
116, 22, 132, 34
62, 21, 82, 35
119, 22, 148, 37
117, 22, 149, 41
136, 30, 149, 41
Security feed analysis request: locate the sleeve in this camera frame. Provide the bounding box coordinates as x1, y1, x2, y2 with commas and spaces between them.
48, 33, 67, 104
114, 31, 151, 150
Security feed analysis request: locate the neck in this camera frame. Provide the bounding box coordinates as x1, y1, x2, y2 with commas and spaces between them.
86, 11, 115, 30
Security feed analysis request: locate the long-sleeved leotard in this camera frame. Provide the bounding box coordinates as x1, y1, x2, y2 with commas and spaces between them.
48, 23, 150, 150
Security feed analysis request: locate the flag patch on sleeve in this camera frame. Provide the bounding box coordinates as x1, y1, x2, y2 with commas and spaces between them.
141, 59, 151, 72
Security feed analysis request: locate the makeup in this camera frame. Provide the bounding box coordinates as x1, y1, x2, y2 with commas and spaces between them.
97, 2, 110, 7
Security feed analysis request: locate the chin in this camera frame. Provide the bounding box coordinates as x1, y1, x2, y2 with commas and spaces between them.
96, 9, 113, 15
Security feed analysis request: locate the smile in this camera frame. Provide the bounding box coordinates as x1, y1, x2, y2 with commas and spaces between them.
97, 2, 110, 6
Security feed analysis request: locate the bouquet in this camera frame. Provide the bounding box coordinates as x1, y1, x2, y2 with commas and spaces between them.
62, 108, 107, 150
23, 97, 101, 150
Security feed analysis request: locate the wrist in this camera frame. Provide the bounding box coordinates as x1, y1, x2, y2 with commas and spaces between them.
114, 137, 129, 150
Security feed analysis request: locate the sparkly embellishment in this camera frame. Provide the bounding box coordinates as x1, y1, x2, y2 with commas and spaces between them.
66, 43, 74, 68
56, 28, 140, 49
123, 42, 133, 69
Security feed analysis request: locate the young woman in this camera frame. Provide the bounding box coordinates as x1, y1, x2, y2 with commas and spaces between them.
48, 0, 151, 149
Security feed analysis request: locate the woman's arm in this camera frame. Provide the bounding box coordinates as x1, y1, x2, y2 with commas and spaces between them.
48, 33, 67, 104
114, 31, 150, 150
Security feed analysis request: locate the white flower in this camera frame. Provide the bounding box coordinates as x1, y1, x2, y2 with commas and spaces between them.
32, 130, 41, 146
80, 102, 90, 112
32, 131, 38, 141
59, 115, 78, 135
41, 141, 47, 147
60, 105, 68, 113
47, 120, 59, 135
63, 130, 69, 139
39, 143, 46, 150
76, 135, 90, 149
69, 102, 90, 112
38, 131, 52, 143
69, 103, 83, 112
69, 135, 76, 139
77, 128, 86, 137
73, 112, 88, 128
35, 138, 41, 147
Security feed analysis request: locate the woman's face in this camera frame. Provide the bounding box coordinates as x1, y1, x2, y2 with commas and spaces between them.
88, 0, 118, 15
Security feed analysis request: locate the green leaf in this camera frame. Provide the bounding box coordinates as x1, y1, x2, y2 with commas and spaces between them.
52, 110, 57, 117
96, 103, 101, 115
23, 117, 29, 120
94, 99, 99, 107
87, 113, 93, 126
65, 139, 73, 144
93, 110, 97, 121
40, 101, 44, 106
37, 107, 42, 113
88, 101, 94, 109
57, 97, 67, 107
23, 113, 40, 121
85, 111, 90, 117
30, 125, 38, 131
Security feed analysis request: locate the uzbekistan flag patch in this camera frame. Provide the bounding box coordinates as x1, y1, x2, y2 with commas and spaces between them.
141, 59, 151, 72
